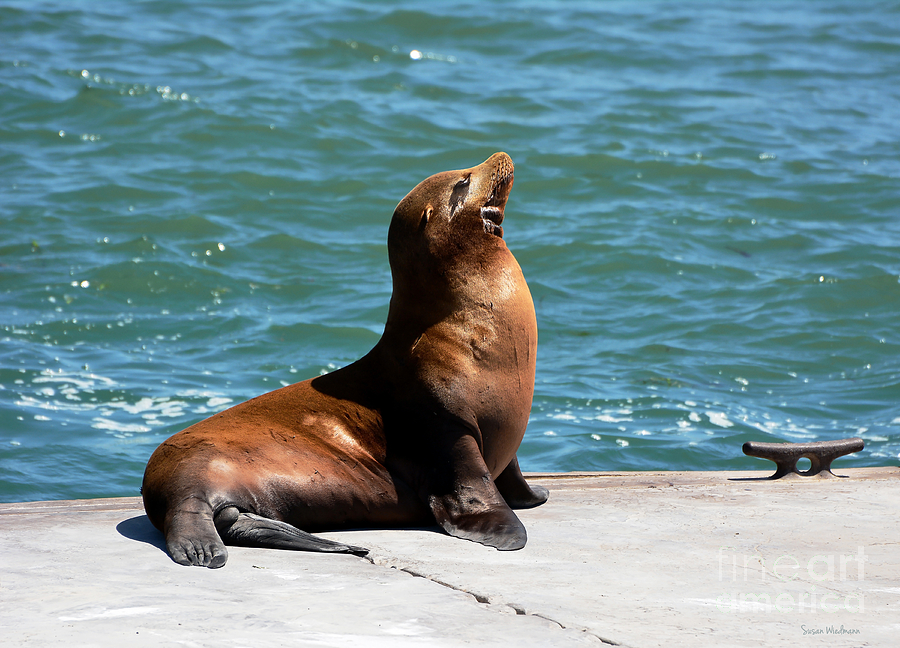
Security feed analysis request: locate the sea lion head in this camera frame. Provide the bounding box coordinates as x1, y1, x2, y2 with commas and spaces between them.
387, 152, 515, 293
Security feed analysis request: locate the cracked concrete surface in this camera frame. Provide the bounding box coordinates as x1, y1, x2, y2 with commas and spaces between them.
1, 469, 897, 647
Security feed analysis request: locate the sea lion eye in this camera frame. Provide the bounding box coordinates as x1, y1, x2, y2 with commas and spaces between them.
448, 176, 471, 220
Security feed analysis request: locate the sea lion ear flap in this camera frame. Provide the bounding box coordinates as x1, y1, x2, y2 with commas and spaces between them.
420, 206, 433, 230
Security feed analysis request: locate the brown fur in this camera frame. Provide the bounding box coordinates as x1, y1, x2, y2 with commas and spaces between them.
142, 153, 548, 567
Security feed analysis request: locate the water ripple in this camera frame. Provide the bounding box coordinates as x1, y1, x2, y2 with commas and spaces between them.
2, 0, 898, 501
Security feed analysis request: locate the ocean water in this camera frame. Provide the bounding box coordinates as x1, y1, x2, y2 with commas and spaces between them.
2, 1, 899, 503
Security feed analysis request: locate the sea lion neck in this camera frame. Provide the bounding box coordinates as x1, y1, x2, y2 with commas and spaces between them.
378, 283, 455, 347
377, 244, 527, 357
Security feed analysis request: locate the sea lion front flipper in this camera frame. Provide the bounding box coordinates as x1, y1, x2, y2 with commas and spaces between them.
423, 434, 528, 551
494, 455, 550, 509
214, 506, 369, 556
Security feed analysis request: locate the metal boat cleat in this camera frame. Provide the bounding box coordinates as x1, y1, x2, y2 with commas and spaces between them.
742, 437, 865, 479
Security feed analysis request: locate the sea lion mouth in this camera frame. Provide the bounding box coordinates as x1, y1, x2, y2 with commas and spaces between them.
481, 206, 504, 237
480, 167, 513, 238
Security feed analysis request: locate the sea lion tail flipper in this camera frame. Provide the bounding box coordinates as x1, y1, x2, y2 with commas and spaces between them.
215, 507, 369, 556
423, 434, 528, 551
494, 455, 550, 509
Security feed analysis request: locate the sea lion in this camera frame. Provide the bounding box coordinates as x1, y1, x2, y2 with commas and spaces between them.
141, 152, 549, 568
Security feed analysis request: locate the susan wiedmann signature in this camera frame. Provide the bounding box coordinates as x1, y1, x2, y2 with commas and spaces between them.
715, 546, 866, 614
801, 625, 861, 635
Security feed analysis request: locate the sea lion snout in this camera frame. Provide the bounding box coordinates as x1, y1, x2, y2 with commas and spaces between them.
478, 152, 514, 238
484, 151, 514, 187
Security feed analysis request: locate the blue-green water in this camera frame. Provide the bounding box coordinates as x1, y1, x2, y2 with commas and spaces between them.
2, 1, 899, 503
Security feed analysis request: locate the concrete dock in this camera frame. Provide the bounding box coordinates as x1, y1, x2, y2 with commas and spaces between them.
2, 468, 897, 647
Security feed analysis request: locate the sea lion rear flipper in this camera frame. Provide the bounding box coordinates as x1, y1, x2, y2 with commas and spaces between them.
422, 434, 528, 551
215, 506, 369, 556
164, 498, 230, 568
494, 455, 550, 509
